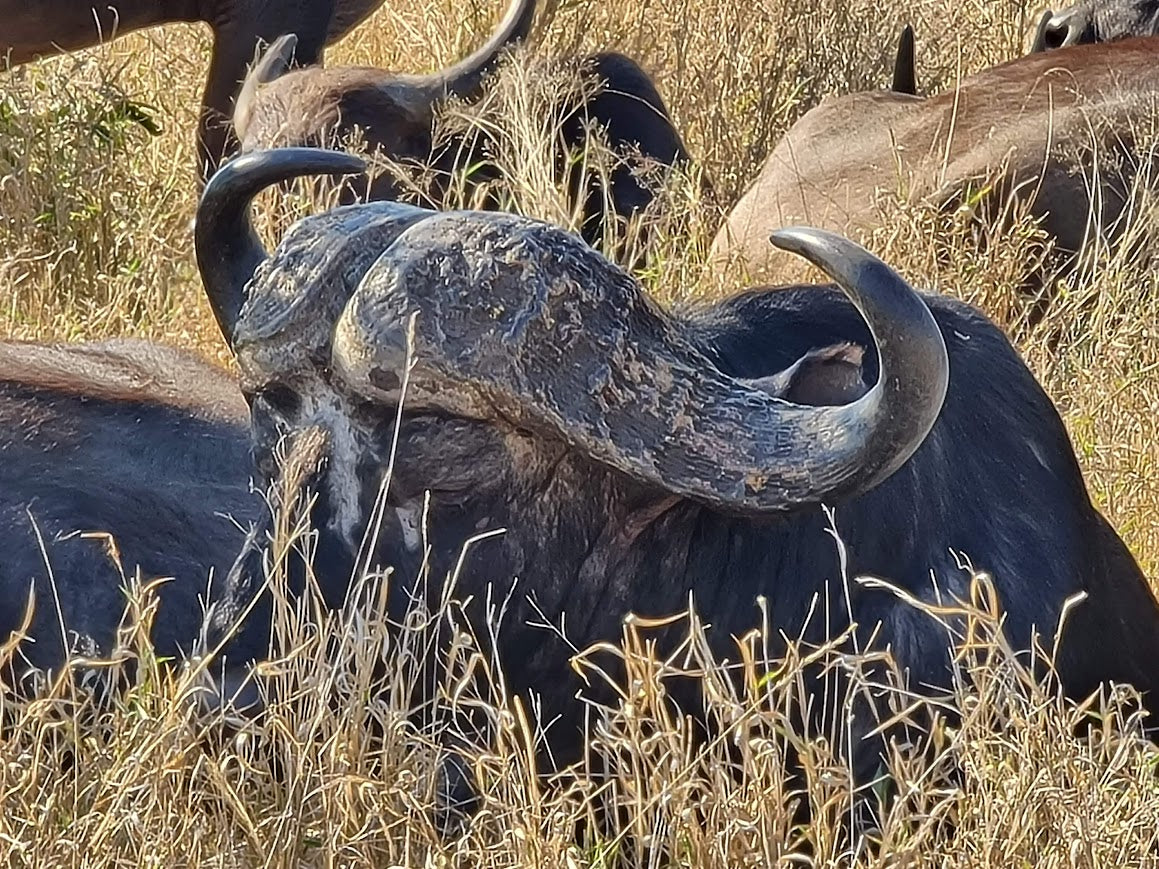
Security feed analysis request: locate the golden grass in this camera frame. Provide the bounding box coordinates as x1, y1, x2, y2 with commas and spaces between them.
3, 526, 1158, 865
3, 0, 1159, 863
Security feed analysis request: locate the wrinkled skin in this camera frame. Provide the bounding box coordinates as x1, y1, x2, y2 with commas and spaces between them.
237, 47, 694, 255
0, 339, 260, 687
204, 178, 1159, 785
712, 40, 1159, 287
1033, 0, 1159, 50
0, 0, 384, 177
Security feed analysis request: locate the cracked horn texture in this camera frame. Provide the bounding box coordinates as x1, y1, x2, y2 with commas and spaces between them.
330, 211, 947, 514
235, 200, 433, 384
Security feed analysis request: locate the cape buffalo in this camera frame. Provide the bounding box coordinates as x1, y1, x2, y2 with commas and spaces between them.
1, 0, 385, 177
195, 149, 1159, 782
1032, 0, 1159, 51
712, 38, 1159, 288
230, 0, 693, 255
0, 338, 258, 686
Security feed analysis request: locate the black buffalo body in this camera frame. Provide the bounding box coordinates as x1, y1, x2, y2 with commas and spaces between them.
208, 151, 1159, 777
0, 339, 260, 682
3, 149, 1157, 793
304, 275, 1159, 776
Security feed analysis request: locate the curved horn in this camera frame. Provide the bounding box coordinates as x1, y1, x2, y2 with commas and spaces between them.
414, 0, 537, 100
234, 34, 299, 140
769, 226, 949, 492
331, 214, 948, 513
1030, 9, 1055, 52
891, 24, 917, 95
1056, 9, 1088, 47
195, 147, 367, 345
1030, 8, 1088, 52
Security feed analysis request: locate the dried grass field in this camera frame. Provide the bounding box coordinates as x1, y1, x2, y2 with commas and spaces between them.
3, 0, 1159, 864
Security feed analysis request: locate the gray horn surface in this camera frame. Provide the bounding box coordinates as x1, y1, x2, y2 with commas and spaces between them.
1030, 8, 1086, 51
1030, 9, 1056, 51
331, 212, 948, 513
195, 148, 368, 345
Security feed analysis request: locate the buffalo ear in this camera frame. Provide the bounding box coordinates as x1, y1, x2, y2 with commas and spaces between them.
745, 343, 868, 407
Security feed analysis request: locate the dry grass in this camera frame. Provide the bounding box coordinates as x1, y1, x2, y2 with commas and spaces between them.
3, 0, 1159, 864
4, 514, 1159, 866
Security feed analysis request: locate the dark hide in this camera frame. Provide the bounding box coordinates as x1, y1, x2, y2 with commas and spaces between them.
685, 286, 1159, 725
368, 290, 1159, 777
1, 0, 383, 177
0, 339, 261, 684
227, 214, 1159, 786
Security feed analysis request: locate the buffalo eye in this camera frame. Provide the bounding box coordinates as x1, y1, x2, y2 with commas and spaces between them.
255, 384, 302, 418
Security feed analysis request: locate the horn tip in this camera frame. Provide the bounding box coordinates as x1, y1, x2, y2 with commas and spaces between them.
208, 148, 368, 189
769, 225, 843, 257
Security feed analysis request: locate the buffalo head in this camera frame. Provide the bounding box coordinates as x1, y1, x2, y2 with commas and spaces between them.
199, 147, 946, 517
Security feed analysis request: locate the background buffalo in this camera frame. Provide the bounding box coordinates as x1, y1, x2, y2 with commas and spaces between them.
1, 0, 387, 176
232, 0, 696, 265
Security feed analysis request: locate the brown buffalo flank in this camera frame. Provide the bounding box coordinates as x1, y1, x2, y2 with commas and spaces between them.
713, 37, 1159, 287
0, 340, 247, 422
